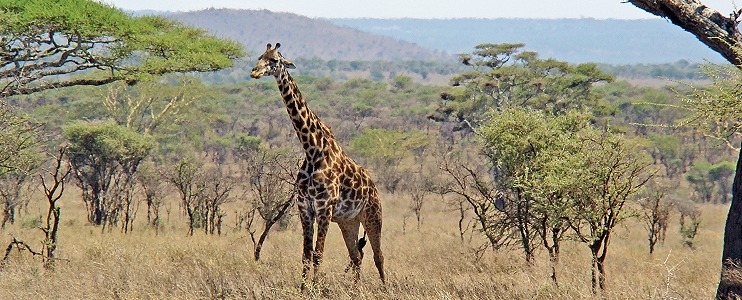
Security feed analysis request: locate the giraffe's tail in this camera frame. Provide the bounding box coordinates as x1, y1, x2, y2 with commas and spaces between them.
358, 230, 367, 260
345, 231, 368, 273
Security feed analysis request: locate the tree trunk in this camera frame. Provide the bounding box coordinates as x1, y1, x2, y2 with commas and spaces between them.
146, 198, 152, 225
254, 198, 292, 261
187, 208, 194, 236
548, 248, 558, 285
590, 245, 600, 294
1, 201, 11, 229
597, 256, 606, 291
718, 141, 742, 298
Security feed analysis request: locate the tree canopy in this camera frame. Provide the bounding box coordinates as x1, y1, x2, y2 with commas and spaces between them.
433, 43, 613, 127
0, 0, 245, 97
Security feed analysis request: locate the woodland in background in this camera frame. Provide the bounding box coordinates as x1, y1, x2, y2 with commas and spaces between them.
1, 1, 739, 297
2, 44, 737, 294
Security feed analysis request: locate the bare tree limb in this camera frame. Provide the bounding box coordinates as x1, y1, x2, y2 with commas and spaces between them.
627, 0, 742, 65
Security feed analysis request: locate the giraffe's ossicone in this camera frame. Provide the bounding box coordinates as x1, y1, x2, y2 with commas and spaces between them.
250, 43, 385, 288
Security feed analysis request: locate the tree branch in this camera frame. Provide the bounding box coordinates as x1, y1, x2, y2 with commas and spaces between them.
628, 0, 742, 65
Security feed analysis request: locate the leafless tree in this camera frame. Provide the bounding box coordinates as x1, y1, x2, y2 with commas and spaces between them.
137, 161, 167, 232
638, 185, 674, 254
167, 158, 205, 236
234, 139, 298, 261
39, 146, 71, 269
198, 165, 235, 236
433, 154, 515, 259
1, 146, 71, 270
406, 173, 431, 230
676, 198, 701, 248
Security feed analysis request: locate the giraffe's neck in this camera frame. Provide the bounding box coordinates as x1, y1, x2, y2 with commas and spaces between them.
275, 69, 336, 158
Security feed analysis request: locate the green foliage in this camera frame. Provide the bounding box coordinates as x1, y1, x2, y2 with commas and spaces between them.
477, 107, 591, 262
686, 162, 715, 203
435, 43, 614, 124
350, 128, 430, 193
391, 75, 413, 91
0, 0, 244, 97
65, 121, 155, 226
0, 105, 42, 175
235, 135, 265, 156
670, 63, 742, 148
476, 103, 653, 282
350, 128, 429, 167
687, 161, 735, 204
597, 60, 707, 80
710, 161, 735, 204
65, 121, 155, 165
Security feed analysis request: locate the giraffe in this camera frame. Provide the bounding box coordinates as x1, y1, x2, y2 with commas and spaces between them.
250, 43, 385, 288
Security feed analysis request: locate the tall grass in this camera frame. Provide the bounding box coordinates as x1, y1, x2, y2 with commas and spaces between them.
0, 190, 724, 299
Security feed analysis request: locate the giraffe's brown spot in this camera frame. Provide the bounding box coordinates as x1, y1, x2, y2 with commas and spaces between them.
253, 49, 385, 284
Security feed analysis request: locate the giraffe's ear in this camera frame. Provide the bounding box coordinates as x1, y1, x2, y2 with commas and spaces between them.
283, 58, 296, 69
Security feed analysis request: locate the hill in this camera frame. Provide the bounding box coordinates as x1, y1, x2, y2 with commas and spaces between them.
328, 18, 726, 65
168, 9, 453, 61
165, 9, 726, 65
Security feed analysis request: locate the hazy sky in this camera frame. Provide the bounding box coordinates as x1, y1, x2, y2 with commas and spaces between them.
100, 0, 738, 19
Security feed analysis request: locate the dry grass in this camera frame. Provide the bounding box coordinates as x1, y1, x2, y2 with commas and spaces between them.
0, 190, 725, 299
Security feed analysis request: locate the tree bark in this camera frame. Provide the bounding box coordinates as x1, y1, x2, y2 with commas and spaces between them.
718, 141, 742, 298
254, 198, 293, 261
626, 2, 742, 297
628, 0, 742, 65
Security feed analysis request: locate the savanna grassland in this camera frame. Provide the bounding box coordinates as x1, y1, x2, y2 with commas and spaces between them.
1, 52, 734, 299
0, 188, 725, 299
2, 4, 736, 298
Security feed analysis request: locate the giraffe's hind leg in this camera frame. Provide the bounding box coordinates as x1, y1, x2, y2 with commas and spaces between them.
361, 198, 385, 284
338, 220, 362, 282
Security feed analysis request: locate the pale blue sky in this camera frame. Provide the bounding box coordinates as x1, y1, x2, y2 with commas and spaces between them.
100, 0, 737, 19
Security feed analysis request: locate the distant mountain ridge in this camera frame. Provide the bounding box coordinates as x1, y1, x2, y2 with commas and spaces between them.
169, 9, 452, 62
165, 9, 725, 65
328, 18, 726, 65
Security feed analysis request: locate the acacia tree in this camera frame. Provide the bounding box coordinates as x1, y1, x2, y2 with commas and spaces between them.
567, 129, 653, 293
477, 107, 585, 267
710, 161, 735, 204
687, 162, 716, 203
0, 0, 243, 97
0, 105, 41, 174
136, 160, 166, 230
432, 43, 613, 127
65, 121, 154, 230
0, 158, 40, 228
198, 164, 235, 236
435, 45, 618, 283
626, 1, 742, 296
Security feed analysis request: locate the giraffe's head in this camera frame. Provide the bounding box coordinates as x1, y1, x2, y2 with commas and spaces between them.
250, 43, 296, 79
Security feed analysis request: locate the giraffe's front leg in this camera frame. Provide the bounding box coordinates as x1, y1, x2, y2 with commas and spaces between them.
298, 197, 315, 290
312, 200, 334, 277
